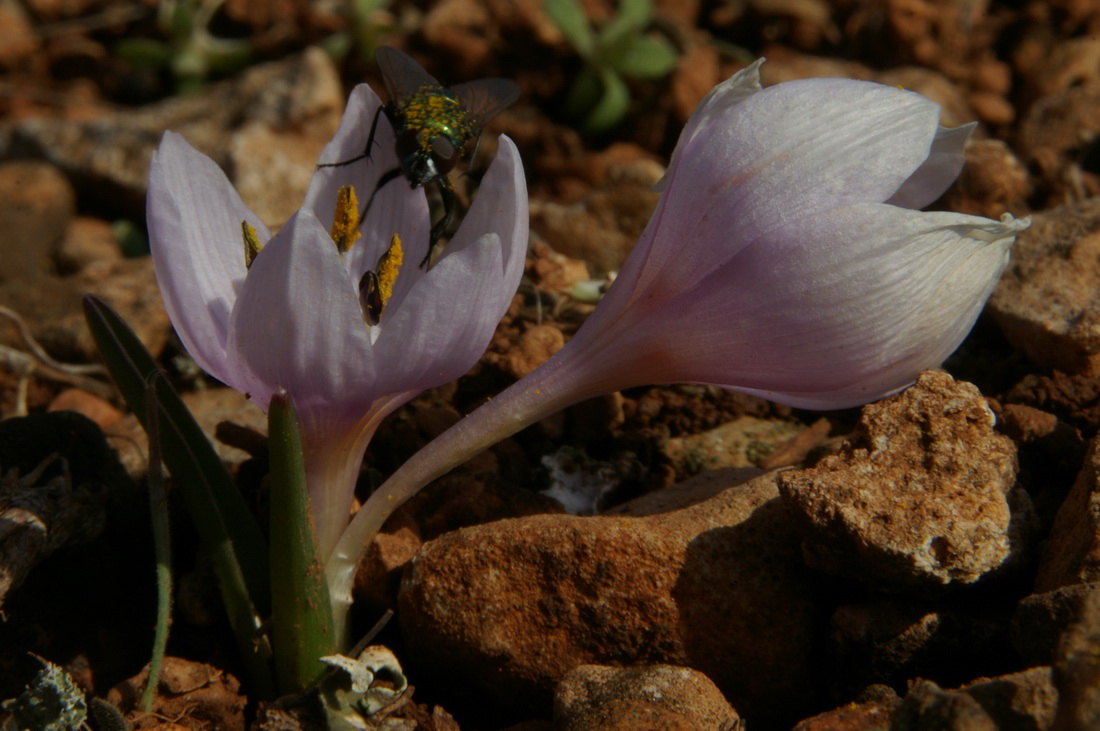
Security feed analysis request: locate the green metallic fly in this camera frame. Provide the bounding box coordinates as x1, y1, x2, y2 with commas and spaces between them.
325, 46, 520, 267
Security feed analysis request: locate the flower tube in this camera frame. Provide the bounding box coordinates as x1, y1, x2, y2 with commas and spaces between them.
147, 83, 528, 565
328, 59, 1027, 600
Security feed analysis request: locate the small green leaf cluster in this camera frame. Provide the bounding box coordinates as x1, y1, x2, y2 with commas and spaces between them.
113, 0, 252, 94
544, 0, 679, 132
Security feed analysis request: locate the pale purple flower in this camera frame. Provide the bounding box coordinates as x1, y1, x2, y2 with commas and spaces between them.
148, 83, 527, 559
584, 59, 1027, 409
330, 59, 1027, 600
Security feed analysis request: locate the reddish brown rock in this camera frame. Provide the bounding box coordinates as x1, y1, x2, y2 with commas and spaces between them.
891, 680, 998, 730
988, 198, 1100, 375
55, 216, 121, 274
48, 388, 123, 429
398, 468, 821, 725
828, 598, 1014, 700
1036, 435, 1100, 592
553, 664, 740, 730
892, 676, 1056, 731
106, 387, 266, 479
1012, 583, 1100, 667
959, 667, 1058, 731
778, 371, 1031, 592
945, 139, 1030, 221
1017, 80, 1100, 206
0, 160, 74, 282
1051, 588, 1100, 729
791, 699, 896, 731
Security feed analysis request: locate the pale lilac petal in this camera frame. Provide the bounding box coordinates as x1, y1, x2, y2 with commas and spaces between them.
656, 59, 764, 193
590, 205, 1024, 409
617, 77, 945, 303
373, 234, 507, 391
148, 131, 269, 385
372, 136, 528, 390
887, 123, 974, 209
226, 210, 376, 423
303, 83, 428, 254
437, 136, 528, 293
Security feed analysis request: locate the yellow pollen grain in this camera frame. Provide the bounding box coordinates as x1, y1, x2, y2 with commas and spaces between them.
375, 234, 404, 307
242, 221, 263, 268
331, 185, 361, 253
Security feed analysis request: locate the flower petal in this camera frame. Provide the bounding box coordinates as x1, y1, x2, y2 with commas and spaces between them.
226, 209, 377, 424
373, 233, 507, 391
303, 83, 430, 269
617, 76, 946, 304
887, 123, 973, 209
586, 205, 1025, 409
372, 136, 528, 391
656, 58, 764, 193
148, 131, 269, 387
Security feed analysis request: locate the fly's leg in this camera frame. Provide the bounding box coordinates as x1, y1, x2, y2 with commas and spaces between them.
358, 167, 404, 229
422, 175, 457, 268
318, 106, 386, 168
463, 133, 484, 177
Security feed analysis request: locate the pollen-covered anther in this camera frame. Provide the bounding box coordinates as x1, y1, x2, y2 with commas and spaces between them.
242, 221, 263, 269
331, 185, 362, 254
359, 234, 404, 326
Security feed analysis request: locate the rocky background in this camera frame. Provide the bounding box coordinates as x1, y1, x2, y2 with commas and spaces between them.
2, 0, 1100, 729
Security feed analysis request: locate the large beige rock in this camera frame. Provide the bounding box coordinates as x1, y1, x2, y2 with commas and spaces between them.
779, 371, 1032, 592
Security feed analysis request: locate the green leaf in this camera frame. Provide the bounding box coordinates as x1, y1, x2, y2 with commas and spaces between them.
200, 37, 254, 74
268, 390, 337, 694
564, 66, 604, 121
544, 0, 595, 57
584, 69, 630, 132
615, 0, 652, 29
613, 35, 679, 79
82, 295, 275, 699
597, 0, 651, 52
141, 376, 171, 713
113, 38, 173, 71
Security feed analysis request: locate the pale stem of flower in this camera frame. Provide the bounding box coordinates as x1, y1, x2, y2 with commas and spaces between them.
324, 342, 616, 640
308, 393, 413, 566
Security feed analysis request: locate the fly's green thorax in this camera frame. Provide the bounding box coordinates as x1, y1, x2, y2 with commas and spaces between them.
318, 46, 520, 267
395, 86, 473, 153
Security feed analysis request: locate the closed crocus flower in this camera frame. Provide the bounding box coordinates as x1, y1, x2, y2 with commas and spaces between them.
551, 60, 1027, 408
149, 83, 527, 559
330, 59, 1027, 589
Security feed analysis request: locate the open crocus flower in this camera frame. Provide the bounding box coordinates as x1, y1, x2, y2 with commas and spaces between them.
329, 59, 1028, 599
148, 83, 527, 562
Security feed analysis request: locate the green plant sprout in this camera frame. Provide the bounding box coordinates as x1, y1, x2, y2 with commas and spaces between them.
113, 0, 252, 94
544, 0, 680, 132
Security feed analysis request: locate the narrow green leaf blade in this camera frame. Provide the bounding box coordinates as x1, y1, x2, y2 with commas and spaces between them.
268, 390, 336, 693
82, 294, 275, 699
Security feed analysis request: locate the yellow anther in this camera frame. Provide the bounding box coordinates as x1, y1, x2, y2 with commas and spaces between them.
359, 234, 404, 326
375, 234, 404, 306
331, 185, 362, 254
242, 221, 263, 269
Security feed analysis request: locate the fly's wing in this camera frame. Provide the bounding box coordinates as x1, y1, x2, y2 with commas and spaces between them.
375, 46, 442, 107
449, 78, 520, 132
